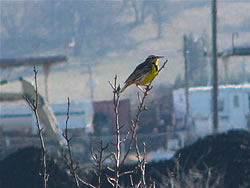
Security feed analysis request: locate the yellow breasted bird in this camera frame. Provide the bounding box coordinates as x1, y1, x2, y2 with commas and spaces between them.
120, 55, 164, 93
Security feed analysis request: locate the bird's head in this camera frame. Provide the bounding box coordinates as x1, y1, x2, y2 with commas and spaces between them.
146, 55, 164, 65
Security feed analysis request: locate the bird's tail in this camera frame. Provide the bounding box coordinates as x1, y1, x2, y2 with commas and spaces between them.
120, 83, 129, 93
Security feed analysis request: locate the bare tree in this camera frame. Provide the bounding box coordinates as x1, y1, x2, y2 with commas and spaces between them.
62, 97, 96, 188
24, 67, 49, 188
91, 141, 110, 188
26, 59, 168, 188
106, 59, 168, 187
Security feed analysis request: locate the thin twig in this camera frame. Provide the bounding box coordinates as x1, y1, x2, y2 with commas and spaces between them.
62, 97, 95, 188
130, 174, 135, 187
24, 67, 49, 188
92, 141, 110, 188
140, 142, 147, 187
62, 98, 80, 187
158, 59, 168, 73
108, 61, 168, 187
120, 170, 134, 177
107, 166, 115, 172
120, 85, 152, 168
107, 176, 115, 187
111, 75, 122, 188
76, 174, 96, 188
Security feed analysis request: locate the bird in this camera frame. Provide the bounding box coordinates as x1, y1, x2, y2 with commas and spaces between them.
120, 55, 164, 93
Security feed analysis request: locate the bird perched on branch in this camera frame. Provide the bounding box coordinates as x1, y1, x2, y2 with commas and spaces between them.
120, 55, 164, 93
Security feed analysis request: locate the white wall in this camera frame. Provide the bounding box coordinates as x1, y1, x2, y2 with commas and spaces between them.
173, 85, 250, 136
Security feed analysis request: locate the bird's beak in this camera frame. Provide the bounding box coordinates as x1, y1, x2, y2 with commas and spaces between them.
156, 56, 164, 59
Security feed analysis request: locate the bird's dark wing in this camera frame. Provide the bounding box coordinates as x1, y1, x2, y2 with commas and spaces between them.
124, 61, 152, 84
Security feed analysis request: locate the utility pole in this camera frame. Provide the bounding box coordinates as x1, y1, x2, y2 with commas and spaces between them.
183, 35, 190, 129
88, 64, 94, 100
43, 65, 50, 102
212, 0, 218, 134
0, 1, 1, 58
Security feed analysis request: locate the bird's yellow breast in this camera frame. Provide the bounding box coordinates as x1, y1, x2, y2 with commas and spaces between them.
138, 60, 159, 85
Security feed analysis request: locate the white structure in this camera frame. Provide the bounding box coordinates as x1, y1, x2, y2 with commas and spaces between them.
0, 78, 93, 149
0, 101, 93, 134
0, 101, 35, 134
173, 84, 250, 137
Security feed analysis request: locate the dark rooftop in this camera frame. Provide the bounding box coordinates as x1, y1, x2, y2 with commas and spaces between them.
0, 55, 67, 68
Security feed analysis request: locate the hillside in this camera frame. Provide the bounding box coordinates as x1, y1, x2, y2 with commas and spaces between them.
1, 130, 249, 187
0, 1, 250, 102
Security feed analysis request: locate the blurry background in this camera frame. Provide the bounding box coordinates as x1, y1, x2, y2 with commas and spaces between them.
0, 0, 250, 162
1, 0, 249, 102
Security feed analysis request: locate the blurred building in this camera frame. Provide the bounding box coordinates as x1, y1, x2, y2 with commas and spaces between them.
92, 99, 131, 136
0, 100, 93, 159
173, 84, 250, 136
0, 101, 93, 135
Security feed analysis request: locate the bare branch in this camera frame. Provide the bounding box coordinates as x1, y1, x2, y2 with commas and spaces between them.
122, 131, 130, 143
107, 64, 167, 187
121, 83, 153, 166
102, 153, 112, 163
108, 81, 115, 90
97, 141, 109, 188
130, 174, 135, 187
109, 75, 122, 188
62, 98, 95, 188
158, 59, 168, 73
120, 170, 134, 177
77, 175, 96, 188
107, 176, 115, 187
107, 166, 115, 172
24, 67, 49, 188
91, 145, 98, 163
